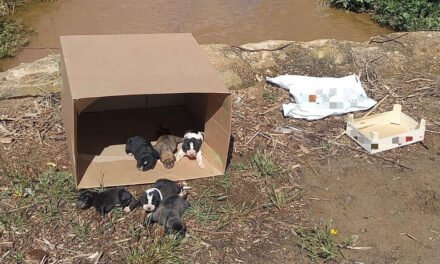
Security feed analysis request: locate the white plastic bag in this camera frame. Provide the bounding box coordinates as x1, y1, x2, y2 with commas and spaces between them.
266, 74, 376, 120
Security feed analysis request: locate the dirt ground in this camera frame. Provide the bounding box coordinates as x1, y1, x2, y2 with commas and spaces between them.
0, 70, 439, 263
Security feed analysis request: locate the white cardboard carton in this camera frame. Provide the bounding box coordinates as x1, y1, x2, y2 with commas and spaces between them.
346, 104, 426, 154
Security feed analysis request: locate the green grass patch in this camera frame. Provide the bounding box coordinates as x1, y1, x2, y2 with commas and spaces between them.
0, 17, 28, 58
220, 171, 232, 189
0, 208, 29, 232
70, 218, 92, 240
35, 169, 76, 222
297, 224, 352, 262
249, 150, 279, 177
263, 88, 277, 103
123, 235, 184, 264
186, 198, 220, 224
0, 168, 76, 229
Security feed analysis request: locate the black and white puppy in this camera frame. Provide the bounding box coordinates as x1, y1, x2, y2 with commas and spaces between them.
176, 130, 205, 168
76, 188, 134, 216
137, 179, 189, 212
145, 194, 190, 236
126, 136, 160, 171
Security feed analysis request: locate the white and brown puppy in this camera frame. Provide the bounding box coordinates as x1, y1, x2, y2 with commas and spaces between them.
176, 130, 205, 168
145, 194, 190, 236
136, 179, 189, 212
154, 134, 182, 169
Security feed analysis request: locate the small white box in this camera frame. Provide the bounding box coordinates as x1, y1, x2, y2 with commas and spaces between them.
346, 104, 426, 154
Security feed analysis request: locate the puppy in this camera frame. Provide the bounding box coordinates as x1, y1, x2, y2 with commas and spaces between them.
154, 134, 182, 169
176, 130, 205, 168
145, 194, 190, 236
137, 179, 189, 212
126, 136, 160, 171
76, 188, 134, 216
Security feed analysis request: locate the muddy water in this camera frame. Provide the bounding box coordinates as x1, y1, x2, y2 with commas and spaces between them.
1, 0, 391, 70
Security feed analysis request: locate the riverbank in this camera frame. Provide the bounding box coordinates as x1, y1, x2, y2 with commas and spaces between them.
330, 0, 440, 31
0, 32, 439, 263
1, 32, 438, 98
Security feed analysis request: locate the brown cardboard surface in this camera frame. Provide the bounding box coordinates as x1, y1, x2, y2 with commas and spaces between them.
60, 33, 229, 99
61, 34, 231, 188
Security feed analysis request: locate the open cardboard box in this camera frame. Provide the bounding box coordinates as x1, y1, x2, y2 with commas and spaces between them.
346, 104, 425, 154
60, 33, 231, 188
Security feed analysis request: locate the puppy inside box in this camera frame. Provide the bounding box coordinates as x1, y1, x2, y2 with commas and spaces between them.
74, 93, 227, 188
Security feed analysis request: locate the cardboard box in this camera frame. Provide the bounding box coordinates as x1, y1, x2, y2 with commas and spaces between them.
60, 33, 231, 188
346, 104, 425, 154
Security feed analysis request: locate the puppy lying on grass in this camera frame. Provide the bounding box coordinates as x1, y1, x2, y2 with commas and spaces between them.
176, 130, 205, 168
154, 134, 182, 169
134, 178, 190, 212
145, 194, 190, 236
76, 188, 135, 216
126, 136, 160, 171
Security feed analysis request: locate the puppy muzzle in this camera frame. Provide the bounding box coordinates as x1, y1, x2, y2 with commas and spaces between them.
186, 150, 197, 158
143, 204, 155, 212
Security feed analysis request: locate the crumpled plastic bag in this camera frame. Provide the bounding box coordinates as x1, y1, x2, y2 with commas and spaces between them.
266, 74, 376, 120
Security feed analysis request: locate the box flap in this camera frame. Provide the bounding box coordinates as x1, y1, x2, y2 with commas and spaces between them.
60, 33, 230, 99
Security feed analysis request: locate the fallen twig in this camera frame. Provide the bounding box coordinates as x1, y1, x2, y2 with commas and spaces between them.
308, 197, 330, 201
405, 78, 434, 83
192, 229, 234, 235
345, 246, 372, 250
232, 42, 295, 52
261, 104, 281, 115
246, 130, 261, 145
399, 232, 430, 248
369, 33, 408, 45
363, 94, 389, 117
426, 130, 440, 134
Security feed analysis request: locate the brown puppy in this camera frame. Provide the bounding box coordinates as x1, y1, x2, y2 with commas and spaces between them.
154, 135, 182, 169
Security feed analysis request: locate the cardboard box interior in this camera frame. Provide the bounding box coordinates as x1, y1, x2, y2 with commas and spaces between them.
352, 110, 419, 139
74, 93, 230, 188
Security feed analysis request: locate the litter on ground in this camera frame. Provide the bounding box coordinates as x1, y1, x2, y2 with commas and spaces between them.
346, 104, 426, 154
266, 74, 377, 120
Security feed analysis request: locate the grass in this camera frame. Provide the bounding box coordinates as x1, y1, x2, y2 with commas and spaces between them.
186, 198, 220, 224
0, 17, 28, 58
0, 0, 26, 15
250, 150, 279, 177
297, 224, 352, 262
263, 88, 277, 103
267, 185, 305, 210
70, 217, 92, 240
0, 209, 29, 232
0, 167, 76, 231
123, 234, 184, 264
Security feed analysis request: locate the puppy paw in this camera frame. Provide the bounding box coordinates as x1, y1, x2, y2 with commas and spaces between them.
127, 152, 133, 156
198, 162, 205, 169
123, 206, 131, 213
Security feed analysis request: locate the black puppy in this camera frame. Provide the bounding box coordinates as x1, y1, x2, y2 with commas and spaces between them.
76, 188, 134, 216
145, 194, 190, 236
136, 179, 189, 212
126, 136, 160, 171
